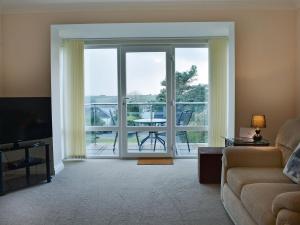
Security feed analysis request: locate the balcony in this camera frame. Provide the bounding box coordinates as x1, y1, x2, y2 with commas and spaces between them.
85, 102, 208, 157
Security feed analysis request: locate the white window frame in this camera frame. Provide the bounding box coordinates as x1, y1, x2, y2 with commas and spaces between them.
83, 43, 210, 159
51, 22, 235, 174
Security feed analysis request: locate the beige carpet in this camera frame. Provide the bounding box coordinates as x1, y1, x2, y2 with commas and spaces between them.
0, 159, 233, 225
137, 158, 174, 165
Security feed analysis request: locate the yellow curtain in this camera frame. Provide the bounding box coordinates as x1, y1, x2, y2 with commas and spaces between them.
208, 38, 228, 147
63, 40, 86, 158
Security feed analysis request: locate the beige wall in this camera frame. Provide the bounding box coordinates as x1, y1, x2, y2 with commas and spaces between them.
0, 15, 3, 97
297, 9, 300, 116
1, 5, 297, 143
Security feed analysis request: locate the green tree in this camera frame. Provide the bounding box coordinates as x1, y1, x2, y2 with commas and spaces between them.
156, 65, 208, 103
156, 65, 208, 143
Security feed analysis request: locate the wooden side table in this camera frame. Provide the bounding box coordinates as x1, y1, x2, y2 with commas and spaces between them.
198, 147, 223, 184
198, 139, 270, 184
225, 138, 270, 147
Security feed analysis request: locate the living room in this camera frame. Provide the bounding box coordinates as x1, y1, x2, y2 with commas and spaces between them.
0, 0, 300, 225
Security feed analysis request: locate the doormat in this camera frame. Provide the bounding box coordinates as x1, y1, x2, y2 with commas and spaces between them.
137, 158, 174, 165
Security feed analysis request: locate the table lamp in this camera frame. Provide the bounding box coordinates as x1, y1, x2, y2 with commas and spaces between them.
251, 114, 266, 141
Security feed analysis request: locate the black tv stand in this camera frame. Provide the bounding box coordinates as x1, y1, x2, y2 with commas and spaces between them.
0, 141, 51, 195
13, 142, 19, 149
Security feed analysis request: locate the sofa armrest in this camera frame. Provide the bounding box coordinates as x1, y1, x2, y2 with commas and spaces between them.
276, 209, 300, 225
222, 146, 282, 169
272, 192, 300, 215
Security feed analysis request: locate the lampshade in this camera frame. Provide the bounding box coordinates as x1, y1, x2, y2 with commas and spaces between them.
251, 114, 266, 128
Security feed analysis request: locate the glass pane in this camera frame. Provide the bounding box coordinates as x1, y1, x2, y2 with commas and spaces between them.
127, 131, 167, 153
175, 47, 208, 125
84, 48, 118, 127
176, 131, 208, 156
126, 52, 167, 127
84, 48, 119, 157
175, 48, 208, 122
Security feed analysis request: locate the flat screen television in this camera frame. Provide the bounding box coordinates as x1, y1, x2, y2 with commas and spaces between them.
0, 97, 52, 144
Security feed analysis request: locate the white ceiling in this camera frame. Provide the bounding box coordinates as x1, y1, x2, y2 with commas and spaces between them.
0, 0, 299, 13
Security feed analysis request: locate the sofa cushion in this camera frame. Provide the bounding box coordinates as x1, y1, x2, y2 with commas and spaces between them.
227, 167, 292, 197
241, 183, 300, 225
275, 117, 300, 166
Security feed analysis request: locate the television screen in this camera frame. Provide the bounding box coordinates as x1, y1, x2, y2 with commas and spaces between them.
0, 97, 52, 144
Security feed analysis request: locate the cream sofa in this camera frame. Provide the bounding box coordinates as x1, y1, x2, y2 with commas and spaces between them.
221, 118, 300, 225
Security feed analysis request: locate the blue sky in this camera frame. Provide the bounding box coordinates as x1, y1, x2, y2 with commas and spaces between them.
84, 47, 208, 96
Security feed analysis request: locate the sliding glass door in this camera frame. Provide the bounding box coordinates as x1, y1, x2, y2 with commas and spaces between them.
83, 43, 209, 158
120, 46, 173, 157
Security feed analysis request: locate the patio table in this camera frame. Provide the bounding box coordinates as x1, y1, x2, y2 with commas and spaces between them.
133, 118, 166, 150
133, 118, 166, 126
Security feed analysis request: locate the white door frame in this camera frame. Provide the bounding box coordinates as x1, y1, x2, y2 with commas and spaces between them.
119, 45, 173, 158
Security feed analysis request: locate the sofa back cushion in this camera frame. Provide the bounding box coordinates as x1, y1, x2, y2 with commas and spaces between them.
275, 117, 300, 166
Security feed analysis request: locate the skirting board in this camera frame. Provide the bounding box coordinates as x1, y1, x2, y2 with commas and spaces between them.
54, 161, 64, 175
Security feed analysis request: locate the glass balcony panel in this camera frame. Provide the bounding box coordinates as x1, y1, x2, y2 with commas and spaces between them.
127, 103, 167, 126
85, 104, 118, 127
86, 131, 119, 157
127, 131, 167, 153
175, 103, 208, 127
176, 131, 208, 156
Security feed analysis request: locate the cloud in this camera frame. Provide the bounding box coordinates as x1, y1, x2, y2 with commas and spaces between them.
84, 47, 209, 97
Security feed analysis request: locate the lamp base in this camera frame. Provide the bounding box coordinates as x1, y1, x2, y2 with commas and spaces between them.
253, 128, 262, 142
253, 134, 262, 142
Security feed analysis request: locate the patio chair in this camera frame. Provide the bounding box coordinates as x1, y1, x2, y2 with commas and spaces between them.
109, 110, 141, 152
154, 111, 165, 119
154, 110, 193, 152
